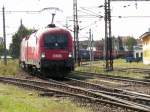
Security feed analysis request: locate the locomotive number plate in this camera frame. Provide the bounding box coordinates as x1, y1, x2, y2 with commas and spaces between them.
52, 54, 62, 58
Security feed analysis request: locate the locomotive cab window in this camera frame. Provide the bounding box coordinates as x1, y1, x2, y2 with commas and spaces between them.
44, 33, 68, 49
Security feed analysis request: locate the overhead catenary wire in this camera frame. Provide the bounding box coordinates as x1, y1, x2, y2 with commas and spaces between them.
80, 7, 102, 17
0, 9, 150, 18
113, 15, 150, 18
0, 10, 41, 14
0, 7, 63, 14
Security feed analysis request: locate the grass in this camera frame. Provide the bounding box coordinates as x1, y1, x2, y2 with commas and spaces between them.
0, 59, 150, 79
1, 59, 150, 112
75, 59, 150, 79
0, 59, 89, 112
0, 83, 88, 112
113, 59, 150, 68
0, 59, 19, 76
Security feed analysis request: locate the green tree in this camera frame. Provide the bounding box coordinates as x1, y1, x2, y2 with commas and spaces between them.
0, 44, 4, 56
125, 37, 137, 51
118, 37, 124, 51
9, 25, 33, 58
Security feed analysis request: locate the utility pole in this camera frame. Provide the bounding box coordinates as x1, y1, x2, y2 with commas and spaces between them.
2, 6, 7, 65
89, 29, 93, 63
89, 29, 93, 69
104, 0, 113, 71
73, 0, 80, 66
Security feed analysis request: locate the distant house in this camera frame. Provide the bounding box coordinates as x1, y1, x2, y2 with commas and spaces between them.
133, 45, 143, 59
140, 32, 150, 64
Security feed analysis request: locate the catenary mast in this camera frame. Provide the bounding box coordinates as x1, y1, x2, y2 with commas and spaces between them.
73, 0, 80, 65
105, 0, 113, 71
104, 0, 150, 71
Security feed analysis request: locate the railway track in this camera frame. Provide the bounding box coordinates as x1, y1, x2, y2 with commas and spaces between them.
0, 76, 150, 112
64, 77, 150, 105
114, 67, 150, 75
72, 71, 150, 85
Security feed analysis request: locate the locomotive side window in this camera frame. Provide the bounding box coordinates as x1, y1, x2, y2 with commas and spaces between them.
44, 33, 68, 49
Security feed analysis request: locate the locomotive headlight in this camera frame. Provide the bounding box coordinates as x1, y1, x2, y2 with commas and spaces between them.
41, 52, 45, 58
68, 53, 72, 58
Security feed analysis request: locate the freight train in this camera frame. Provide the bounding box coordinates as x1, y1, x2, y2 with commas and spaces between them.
20, 24, 74, 78
78, 49, 133, 61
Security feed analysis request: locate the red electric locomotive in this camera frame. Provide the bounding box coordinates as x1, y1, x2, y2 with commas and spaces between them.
20, 24, 74, 78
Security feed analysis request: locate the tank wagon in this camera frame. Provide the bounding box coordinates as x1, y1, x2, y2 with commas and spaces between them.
20, 25, 74, 78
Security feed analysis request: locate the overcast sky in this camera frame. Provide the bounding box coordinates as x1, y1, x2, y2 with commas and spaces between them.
0, 0, 150, 48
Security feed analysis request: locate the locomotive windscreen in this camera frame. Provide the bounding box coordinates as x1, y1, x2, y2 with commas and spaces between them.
44, 33, 68, 49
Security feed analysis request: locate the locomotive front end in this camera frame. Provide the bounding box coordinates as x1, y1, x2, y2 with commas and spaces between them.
40, 29, 74, 77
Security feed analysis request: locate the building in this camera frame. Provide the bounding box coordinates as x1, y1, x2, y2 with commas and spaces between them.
133, 45, 143, 59
140, 32, 150, 64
